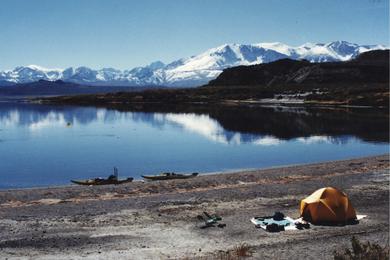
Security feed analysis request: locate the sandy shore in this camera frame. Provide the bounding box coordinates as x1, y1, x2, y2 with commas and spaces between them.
0, 155, 388, 259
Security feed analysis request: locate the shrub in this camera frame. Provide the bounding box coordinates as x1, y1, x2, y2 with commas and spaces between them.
334, 236, 389, 260
232, 243, 252, 257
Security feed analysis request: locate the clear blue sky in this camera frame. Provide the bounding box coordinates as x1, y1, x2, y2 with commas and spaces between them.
0, 0, 388, 70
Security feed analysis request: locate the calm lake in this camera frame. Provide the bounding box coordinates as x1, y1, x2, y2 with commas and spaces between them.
0, 101, 388, 189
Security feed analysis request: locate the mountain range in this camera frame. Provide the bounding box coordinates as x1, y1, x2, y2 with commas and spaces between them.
0, 41, 387, 87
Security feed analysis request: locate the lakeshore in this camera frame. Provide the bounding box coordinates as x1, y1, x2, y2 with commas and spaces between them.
0, 154, 388, 259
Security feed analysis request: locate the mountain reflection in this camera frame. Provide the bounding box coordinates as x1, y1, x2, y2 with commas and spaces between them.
0, 102, 388, 144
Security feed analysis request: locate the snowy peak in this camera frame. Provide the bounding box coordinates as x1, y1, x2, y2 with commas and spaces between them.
0, 41, 386, 87
147, 61, 165, 70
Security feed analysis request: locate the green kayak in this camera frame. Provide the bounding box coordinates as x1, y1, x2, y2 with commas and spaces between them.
71, 177, 133, 186
71, 167, 133, 186
141, 172, 199, 181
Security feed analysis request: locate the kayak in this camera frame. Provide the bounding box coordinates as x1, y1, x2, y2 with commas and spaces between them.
141, 172, 199, 181
71, 177, 134, 186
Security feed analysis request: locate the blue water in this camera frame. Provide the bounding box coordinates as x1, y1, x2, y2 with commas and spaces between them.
0, 102, 388, 189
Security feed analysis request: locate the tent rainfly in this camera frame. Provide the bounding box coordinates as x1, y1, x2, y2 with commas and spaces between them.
300, 187, 357, 224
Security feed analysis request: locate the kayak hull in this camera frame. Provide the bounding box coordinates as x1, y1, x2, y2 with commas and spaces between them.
142, 173, 198, 181
71, 178, 133, 186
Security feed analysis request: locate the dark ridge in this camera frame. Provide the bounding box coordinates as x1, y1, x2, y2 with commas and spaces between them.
352, 49, 389, 64
208, 50, 389, 87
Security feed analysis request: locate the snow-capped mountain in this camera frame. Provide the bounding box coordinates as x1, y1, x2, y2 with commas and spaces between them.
0, 41, 386, 87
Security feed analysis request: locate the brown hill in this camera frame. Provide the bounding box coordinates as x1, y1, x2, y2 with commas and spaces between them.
208, 50, 389, 87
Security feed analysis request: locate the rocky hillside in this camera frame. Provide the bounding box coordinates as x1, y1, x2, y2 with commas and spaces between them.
208, 50, 389, 87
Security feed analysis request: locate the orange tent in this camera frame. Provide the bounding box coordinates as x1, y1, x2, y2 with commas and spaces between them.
300, 187, 357, 224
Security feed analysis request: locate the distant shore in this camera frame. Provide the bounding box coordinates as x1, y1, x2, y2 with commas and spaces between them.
0, 154, 388, 259
36, 81, 389, 109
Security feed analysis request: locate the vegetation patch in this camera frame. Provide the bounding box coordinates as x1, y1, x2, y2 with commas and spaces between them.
334, 236, 389, 260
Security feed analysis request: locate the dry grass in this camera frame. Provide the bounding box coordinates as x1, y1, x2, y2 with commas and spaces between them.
206, 243, 253, 260
232, 243, 252, 257
334, 236, 389, 260
183, 243, 253, 260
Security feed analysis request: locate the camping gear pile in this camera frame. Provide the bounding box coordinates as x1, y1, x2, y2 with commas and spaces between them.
251, 212, 310, 232
197, 211, 226, 229
250, 187, 359, 233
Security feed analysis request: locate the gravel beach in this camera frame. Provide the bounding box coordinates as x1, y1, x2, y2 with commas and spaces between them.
0, 155, 388, 259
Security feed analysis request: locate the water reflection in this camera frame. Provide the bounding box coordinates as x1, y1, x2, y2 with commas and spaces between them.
0, 102, 388, 144
155, 113, 241, 144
